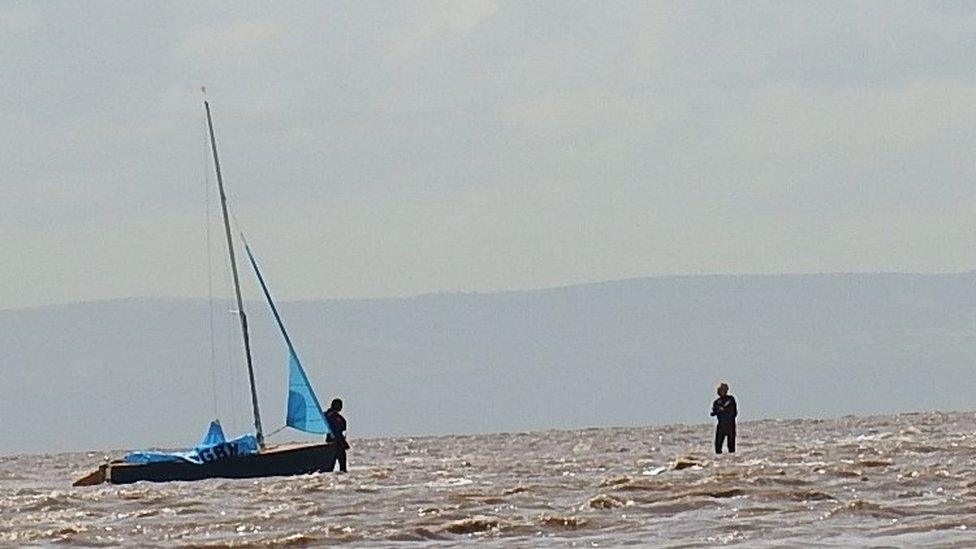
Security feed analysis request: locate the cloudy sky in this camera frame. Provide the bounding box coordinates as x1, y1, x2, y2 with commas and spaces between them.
2, 2, 974, 310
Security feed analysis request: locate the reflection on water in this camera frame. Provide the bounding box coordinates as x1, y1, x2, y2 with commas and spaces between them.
3, 411, 976, 546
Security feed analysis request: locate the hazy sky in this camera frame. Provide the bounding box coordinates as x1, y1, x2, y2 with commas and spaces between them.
3, 2, 975, 310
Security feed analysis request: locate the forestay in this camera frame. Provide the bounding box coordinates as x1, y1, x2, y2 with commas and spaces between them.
243, 241, 331, 435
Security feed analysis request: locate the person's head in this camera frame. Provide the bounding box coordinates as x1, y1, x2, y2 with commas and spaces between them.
717, 383, 729, 397
331, 398, 343, 411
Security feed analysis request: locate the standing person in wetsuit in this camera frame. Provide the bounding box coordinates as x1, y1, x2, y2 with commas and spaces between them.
711, 383, 737, 454
324, 398, 350, 472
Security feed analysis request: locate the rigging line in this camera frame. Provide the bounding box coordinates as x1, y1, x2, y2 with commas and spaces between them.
221, 225, 241, 433
226, 309, 241, 432
201, 92, 244, 435
221, 202, 251, 434
226, 296, 241, 432
203, 110, 219, 419
228, 208, 249, 253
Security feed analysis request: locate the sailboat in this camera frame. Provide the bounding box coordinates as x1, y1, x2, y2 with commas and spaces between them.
73, 101, 338, 486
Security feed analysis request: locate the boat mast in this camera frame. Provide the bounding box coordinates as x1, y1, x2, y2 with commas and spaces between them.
203, 100, 265, 449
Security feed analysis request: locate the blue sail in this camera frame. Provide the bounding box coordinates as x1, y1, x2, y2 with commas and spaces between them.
244, 242, 331, 435
286, 349, 329, 433
197, 420, 226, 447
122, 421, 259, 464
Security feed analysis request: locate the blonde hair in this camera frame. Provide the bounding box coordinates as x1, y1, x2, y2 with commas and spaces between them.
717, 382, 729, 393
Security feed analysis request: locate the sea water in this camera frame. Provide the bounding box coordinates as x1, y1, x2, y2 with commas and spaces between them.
3, 411, 976, 547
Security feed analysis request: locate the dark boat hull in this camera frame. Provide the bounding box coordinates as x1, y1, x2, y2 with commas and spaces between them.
82, 442, 338, 485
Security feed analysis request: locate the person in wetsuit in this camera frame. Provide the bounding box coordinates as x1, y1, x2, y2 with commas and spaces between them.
711, 383, 737, 454
324, 398, 350, 472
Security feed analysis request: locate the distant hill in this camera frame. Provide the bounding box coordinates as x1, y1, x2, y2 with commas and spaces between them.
2, 273, 974, 455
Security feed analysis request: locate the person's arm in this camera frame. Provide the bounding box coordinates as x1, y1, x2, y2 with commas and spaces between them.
336, 415, 350, 449
324, 410, 337, 435
730, 397, 738, 419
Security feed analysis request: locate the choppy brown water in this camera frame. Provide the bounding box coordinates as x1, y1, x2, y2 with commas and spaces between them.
4, 411, 976, 547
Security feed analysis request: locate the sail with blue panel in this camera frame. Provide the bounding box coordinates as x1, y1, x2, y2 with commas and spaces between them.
198, 419, 226, 447
121, 420, 259, 464
244, 241, 331, 435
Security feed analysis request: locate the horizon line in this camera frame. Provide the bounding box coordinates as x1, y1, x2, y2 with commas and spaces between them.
3, 268, 974, 314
